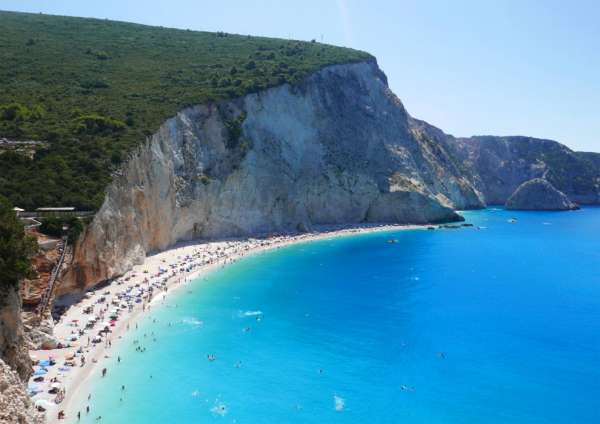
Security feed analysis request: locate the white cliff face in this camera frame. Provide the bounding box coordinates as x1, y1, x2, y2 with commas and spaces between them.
63, 61, 483, 291
0, 286, 41, 424
0, 359, 44, 424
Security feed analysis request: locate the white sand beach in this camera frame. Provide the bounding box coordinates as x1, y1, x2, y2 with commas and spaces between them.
28, 223, 428, 423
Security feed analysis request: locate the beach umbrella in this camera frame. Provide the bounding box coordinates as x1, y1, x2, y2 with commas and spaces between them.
33, 369, 48, 376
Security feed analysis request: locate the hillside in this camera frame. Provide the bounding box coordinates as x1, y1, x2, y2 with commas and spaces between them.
0, 11, 371, 210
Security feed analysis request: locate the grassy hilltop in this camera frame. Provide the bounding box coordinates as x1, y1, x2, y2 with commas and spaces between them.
0, 11, 371, 210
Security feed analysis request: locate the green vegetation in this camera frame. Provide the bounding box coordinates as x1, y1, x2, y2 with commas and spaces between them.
0, 11, 371, 210
0, 196, 37, 288
39, 216, 84, 244
223, 112, 247, 148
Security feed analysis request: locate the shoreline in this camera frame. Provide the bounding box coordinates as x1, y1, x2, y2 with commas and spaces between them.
29, 222, 429, 423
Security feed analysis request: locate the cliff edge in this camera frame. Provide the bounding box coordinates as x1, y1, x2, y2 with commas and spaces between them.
62, 61, 482, 292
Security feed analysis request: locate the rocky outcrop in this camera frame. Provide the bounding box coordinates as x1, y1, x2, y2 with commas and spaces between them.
506, 178, 579, 211
21, 233, 64, 308
0, 284, 32, 382
0, 358, 44, 424
0, 285, 41, 423
61, 60, 483, 293
411, 120, 600, 206
23, 316, 59, 351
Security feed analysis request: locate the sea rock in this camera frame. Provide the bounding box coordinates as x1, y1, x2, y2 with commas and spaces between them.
0, 358, 44, 424
61, 60, 483, 293
506, 178, 579, 210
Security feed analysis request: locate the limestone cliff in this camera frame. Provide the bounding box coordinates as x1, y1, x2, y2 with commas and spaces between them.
0, 285, 42, 424
411, 120, 600, 206
0, 284, 32, 382
62, 61, 483, 292
0, 358, 43, 424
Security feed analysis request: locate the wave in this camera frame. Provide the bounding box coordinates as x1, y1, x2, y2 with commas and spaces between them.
211, 402, 228, 416
239, 310, 263, 318
181, 317, 204, 326
334, 395, 345, 412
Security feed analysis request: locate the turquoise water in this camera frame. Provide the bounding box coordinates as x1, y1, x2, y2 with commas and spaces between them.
76, 208, 600, 423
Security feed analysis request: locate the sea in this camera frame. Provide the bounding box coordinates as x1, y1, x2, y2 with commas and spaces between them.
72, 208, 600, 423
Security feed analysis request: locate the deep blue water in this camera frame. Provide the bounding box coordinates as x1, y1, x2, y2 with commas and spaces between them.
75, 208, 600, 423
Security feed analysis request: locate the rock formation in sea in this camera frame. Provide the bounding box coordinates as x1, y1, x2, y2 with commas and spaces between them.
61, 61, 485, 292
505, 178, 579, 211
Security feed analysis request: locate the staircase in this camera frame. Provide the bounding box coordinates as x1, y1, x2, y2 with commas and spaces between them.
37, 236, 68, 317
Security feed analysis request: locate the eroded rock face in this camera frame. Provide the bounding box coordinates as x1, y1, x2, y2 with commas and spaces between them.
62, 61, 483, 292
0, 284, 32, 382
23, 317, 59, 351
0, 358, 44, 424
410, 121, 600, 206
506, 178, 579, 211
0, 286, 40, 423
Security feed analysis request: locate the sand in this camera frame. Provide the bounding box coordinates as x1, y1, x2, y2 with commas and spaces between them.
28, 223, 427, 423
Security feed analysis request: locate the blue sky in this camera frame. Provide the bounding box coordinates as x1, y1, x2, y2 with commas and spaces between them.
1, 0, 599, 151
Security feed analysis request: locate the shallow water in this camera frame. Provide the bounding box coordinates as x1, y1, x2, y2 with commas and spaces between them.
75, 208, 600, 423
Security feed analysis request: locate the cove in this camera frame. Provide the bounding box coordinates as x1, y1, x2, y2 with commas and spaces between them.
73, 208, 600, 423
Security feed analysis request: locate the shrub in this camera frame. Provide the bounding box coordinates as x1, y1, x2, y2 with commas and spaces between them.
0, 103, 30, 121
223, 112, 246, 148
74, 114, 126, 135
0, 195, 37, 288
39, 216, 84, 243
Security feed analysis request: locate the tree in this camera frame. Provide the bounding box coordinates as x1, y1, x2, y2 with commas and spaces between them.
0, 196, 37, 288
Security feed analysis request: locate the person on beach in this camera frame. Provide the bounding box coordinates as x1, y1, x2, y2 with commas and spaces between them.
102, 368, 107, 377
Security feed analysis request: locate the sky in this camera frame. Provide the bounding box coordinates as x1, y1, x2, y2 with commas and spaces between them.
1, 0, 599, 152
